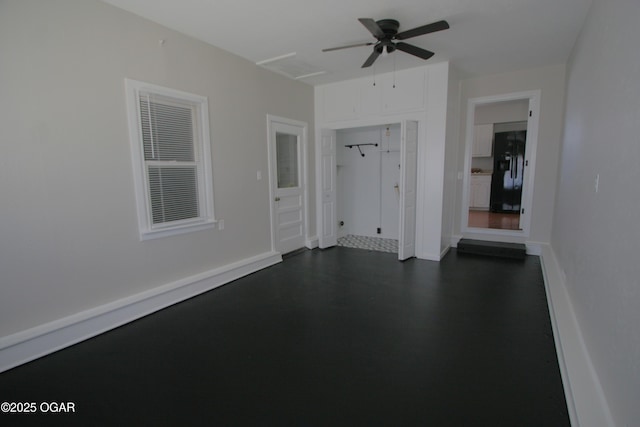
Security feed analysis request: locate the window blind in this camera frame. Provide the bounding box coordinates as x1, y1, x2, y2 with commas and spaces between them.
139, 93, 200, 225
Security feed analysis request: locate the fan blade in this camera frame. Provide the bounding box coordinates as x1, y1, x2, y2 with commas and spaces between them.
362, 50, 380, 68
358, 18, 385, 39
322, 42, 374, 52
395, 42, 434, 60
395, 20, 449, 40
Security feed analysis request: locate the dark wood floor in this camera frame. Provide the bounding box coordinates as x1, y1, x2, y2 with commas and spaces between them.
0, 248, 569, 426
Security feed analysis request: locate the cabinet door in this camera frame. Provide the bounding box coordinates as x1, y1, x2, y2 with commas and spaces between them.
323, 81, 359, 122
473, 124, 493, 157
359, 79, 382, 117
475, 178, 491, 208
382, 68, 426, 114
469, 179, 479, 208
470, 175, 492, 209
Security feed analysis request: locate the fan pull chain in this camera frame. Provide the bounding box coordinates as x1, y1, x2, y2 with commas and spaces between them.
372, 63, 376, 86
392, 49, 397, 88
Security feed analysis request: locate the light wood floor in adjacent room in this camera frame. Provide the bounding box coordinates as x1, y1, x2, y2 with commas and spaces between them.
468, 210, 521, 230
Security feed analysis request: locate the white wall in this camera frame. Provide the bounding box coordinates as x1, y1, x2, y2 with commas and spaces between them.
441, 65, 461, 254
419, 62, 450, 259
337, 125, 401, 239
553, 0, 640, 425
454, 64, 567, 244
0, 0, 313, 339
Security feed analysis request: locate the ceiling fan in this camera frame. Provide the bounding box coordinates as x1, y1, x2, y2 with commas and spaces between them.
323, 18, 449, 68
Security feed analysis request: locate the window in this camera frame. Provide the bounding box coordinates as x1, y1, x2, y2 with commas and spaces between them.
276, 132, 299, 189
125, 79, 215, 240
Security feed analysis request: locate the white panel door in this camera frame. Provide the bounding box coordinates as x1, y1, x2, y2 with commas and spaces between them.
398, 120, 418, 261
318, 129, 337, 248
269, 119, 305, 254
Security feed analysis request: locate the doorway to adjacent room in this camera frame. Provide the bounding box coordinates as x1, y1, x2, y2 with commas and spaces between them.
461, 90, 540, 237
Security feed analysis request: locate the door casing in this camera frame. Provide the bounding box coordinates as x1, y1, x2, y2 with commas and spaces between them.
267, 115, 309, 254
461, 90, 541, 238
317, 120, 419, 259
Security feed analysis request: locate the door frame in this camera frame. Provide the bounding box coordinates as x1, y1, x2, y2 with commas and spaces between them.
266, 115, 310, 254
398, 120, 418, 260
316, 119, 422, 258
461, 90, 540, 237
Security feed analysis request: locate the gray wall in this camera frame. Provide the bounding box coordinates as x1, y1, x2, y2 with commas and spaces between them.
0, 0, 314, 337
553, 0, 640, 424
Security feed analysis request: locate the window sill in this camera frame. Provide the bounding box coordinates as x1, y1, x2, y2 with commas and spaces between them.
140, 219, 217, 241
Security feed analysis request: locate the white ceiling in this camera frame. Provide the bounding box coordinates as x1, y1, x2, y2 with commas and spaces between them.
101, 0, 593, 85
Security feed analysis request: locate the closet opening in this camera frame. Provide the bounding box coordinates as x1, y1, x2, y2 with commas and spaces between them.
336, 124, 401, 254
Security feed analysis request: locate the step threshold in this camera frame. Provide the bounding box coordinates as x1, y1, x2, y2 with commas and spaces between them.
457, 239, 526, 260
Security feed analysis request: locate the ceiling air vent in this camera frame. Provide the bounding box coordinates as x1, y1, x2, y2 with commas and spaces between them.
256, 53, 325, 80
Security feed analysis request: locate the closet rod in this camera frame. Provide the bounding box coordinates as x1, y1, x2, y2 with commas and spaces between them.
345, 143, 378, 157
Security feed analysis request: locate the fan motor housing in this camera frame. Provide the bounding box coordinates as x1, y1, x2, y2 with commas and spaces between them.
376, 19, 400, 38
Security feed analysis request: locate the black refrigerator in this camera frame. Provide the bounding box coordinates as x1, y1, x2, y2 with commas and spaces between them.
490, 130, 526, 213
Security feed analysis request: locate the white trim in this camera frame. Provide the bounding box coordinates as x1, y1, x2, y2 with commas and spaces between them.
524, 242, 542, 256
255, 52, 296, 66
419, 250, 442, 262
305, 236, 319, 249
540, 245, 615, 427
295, 71, 326, 80
461, 90, 540, 239
124, 78, 216, 240
0, 251, 282, 374
440, 245, 451, 259
139, 219, 217, 241
316, 116, 425, 256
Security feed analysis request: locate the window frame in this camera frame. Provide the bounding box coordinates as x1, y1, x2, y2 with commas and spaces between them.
125, 78, 216, 240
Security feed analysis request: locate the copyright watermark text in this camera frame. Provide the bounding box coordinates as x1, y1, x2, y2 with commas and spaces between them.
1, 401, 76, 414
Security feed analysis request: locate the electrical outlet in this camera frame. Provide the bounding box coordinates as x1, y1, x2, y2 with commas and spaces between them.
218, 219, 224, 230
257, 170, 262, 181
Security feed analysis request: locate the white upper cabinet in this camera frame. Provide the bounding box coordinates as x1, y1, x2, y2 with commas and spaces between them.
359, 79, 382, 117
381, 68, 426, 113
473, 124, 493, 157
320, 67, 427, 123
323, 80, 359, 122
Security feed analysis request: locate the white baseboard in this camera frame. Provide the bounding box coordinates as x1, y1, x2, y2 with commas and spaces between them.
0, 251, 282, 374
540, 245, 614, 427
418, 252, 442, 261
440, 244, 451, 259
525, 242, 543, 256
305, 236, 319, 249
